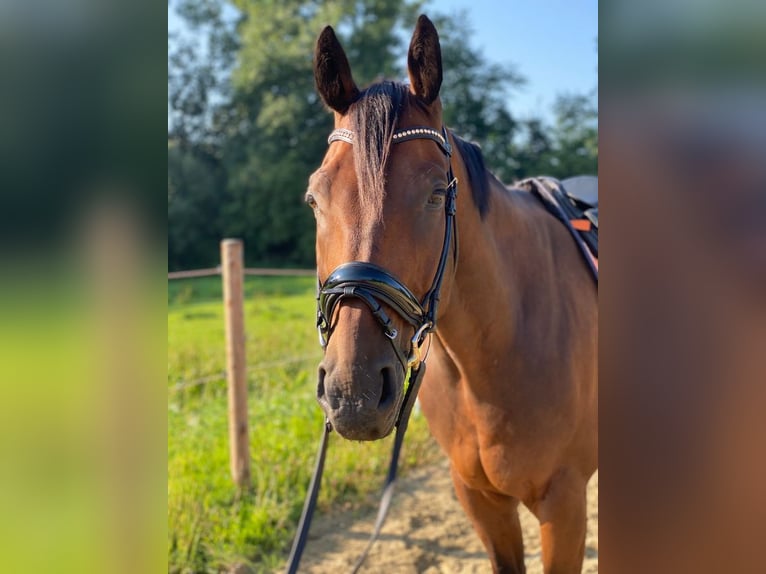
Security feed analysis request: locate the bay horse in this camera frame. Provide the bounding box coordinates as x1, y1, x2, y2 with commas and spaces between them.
307, 15, 597, 573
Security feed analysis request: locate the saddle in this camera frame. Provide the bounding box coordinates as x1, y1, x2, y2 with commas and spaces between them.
517, 175, 598, 280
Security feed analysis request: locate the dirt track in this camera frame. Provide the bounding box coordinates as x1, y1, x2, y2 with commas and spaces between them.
296, 459, 598, 573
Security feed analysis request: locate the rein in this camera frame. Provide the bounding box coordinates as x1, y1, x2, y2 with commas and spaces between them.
285, 125, 458, 574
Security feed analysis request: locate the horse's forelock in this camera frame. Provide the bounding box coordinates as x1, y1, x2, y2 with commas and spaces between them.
346, 81, 491, 221
349, 82, 410, 222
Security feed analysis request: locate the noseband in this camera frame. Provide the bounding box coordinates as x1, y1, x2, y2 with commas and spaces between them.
316, 125, 458, 383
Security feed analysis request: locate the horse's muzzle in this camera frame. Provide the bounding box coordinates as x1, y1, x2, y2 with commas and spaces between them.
316, 360, 403, 441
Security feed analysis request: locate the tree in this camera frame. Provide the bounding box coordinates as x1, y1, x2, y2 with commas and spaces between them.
548, 92, 598, 176
168, 0, 240, 270
168, 0, 239, 146
431, 12, 527, 182
429, 11, 595, 183
168, 142, 227, 269
220, 0, 422, 266
167, 2, 598, 269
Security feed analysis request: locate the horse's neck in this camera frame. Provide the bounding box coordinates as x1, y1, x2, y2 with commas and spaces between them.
434, 176, 561, 377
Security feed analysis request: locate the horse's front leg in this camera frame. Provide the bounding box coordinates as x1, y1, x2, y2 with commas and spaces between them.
450, 465, 526, 574
527, 467, 587, 574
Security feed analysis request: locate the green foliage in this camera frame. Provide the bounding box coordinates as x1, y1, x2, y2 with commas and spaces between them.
435, 10, 597, 183
548, 92, 598, 176
168, 0, 239, 145
168, 142, 227, 269
433, 11, 526, 181
219, 0, 422, 267
168, 276, 441, 572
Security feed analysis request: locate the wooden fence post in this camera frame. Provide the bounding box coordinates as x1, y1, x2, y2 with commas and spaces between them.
221, 239, 251, 488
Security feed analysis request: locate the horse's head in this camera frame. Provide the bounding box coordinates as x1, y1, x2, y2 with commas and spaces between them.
308, 16, 455, 440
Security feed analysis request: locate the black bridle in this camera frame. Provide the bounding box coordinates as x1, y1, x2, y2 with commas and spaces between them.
317, 124, 457, 378
286, 125, 458, 574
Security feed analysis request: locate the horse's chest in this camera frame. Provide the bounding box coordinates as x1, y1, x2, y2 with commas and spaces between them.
420, 387, 533, 494
450, 420, 535, 494
421, 377, 566, 496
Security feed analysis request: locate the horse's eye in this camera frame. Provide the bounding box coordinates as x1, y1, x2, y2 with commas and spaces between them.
427, 191, 445, 208
305, 193, 318, 209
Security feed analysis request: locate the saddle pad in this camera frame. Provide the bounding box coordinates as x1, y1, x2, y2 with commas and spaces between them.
517, 176, 599, 282
561, 175, 598, 207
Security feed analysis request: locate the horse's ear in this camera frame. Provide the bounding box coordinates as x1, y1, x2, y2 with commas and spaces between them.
314, 26, 359, 114
407, 15, 443, 105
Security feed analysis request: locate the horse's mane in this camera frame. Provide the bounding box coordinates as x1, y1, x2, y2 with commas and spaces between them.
451, 135, 490, 217
348, 80, 491, 220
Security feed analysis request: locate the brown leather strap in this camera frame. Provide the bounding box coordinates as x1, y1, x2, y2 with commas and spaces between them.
285, 420, 332, 574
351, 364, 427, 573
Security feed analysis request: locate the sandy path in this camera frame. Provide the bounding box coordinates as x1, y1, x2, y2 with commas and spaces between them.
296, 459, 598, 573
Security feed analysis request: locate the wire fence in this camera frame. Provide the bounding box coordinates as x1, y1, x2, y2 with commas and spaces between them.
168, 243, 318, 489
168, 263, 319, 394
169, 353, 321, 393
168, 250, 317, 486
168, 266, 315, 280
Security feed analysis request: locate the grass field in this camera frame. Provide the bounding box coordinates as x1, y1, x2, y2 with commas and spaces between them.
168, 276, 441, 573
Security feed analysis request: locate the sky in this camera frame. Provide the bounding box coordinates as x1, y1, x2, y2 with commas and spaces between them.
427, 0, 598, 119
169, 0, 598, 121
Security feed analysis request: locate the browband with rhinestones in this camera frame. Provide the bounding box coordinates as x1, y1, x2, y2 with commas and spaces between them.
328, 125, 452, 156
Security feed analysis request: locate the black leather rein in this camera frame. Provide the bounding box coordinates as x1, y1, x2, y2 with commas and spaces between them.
285, 125, 458, 574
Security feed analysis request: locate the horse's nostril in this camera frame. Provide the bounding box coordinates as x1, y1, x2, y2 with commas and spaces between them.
317, 366, 327, 400
378, 366, 395, 409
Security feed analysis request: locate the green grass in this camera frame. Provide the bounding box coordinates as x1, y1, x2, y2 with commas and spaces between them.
168, 276, 441, 573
